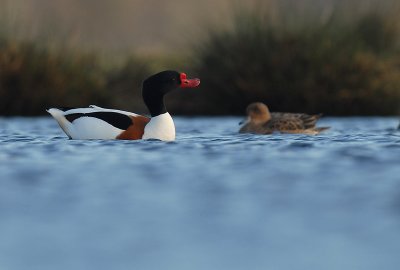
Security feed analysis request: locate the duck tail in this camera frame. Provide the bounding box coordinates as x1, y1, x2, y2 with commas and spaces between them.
46, 108, 73, 138
314, 126, 330, 134
301, 114, 322, 129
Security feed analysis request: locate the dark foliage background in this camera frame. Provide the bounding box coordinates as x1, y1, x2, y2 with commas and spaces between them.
192, 11, 400, 115
1, 0, 400, 116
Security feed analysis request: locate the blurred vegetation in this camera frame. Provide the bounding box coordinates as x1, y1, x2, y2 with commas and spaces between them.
1, 0, 400, 116
0, 38, 153, 115
193, 7, 400, 115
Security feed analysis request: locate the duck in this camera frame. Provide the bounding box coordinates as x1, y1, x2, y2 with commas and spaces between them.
47, 70, 200, 141
239, 102, 329, 135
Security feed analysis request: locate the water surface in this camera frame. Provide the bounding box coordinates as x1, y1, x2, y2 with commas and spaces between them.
0, 117, 399, 270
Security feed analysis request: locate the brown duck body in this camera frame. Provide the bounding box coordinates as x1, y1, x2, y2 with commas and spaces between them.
239, 103, 329, 135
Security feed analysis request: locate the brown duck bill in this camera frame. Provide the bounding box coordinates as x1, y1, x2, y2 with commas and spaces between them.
238, 118, 249, 125
180, 73, 200, 88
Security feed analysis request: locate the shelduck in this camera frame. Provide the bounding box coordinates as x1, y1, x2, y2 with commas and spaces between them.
47, 70, 200, 141
239, 102, 330, 135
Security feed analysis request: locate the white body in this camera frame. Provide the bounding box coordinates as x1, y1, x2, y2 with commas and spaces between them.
143, 113, 175, 141
47, 106, 176, 141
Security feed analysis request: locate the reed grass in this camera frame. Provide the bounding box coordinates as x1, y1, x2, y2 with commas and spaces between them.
0, 37, 153, 115
1, 0, 400, 116
192, 3, 400, 115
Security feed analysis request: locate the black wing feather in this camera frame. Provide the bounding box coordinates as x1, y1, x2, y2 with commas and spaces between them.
65, 112, 133, 130
49, 107, 78, 112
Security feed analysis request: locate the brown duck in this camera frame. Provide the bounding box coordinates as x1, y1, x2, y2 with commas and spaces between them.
239, 102, 330, 135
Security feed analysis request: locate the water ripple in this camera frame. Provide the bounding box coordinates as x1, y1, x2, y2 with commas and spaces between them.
0, 116, 399, 270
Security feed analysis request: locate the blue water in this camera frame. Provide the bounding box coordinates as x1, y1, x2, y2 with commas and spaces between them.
0, 117, 399, 270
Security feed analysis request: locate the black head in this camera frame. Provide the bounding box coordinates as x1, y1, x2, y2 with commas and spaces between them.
142, 70, 200, 117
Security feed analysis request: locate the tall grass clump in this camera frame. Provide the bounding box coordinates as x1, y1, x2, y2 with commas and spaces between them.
0, 38, 106, 115
194, 3, 400, 115
0, 37, 152, 115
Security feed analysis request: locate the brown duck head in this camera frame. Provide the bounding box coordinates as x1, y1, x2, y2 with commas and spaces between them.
245, 102, 271, 124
